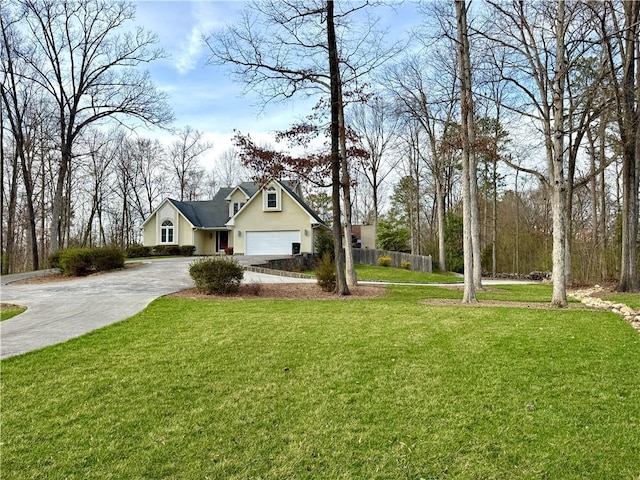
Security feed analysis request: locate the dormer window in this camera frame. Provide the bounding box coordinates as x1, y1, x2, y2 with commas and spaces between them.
264, 185, 280, 211
233, 202, 245, 215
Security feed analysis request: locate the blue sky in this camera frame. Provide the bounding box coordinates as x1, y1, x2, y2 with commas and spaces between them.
132, 0, 421, 169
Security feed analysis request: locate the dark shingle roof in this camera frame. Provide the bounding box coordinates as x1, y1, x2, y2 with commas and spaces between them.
165, 181, 326, 229
168, 187, 234, 228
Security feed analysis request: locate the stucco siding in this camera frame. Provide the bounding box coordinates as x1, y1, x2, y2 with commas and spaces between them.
229, 190, 249, 217
178, 215, 193, 246
143, 219, 156, 246
233, 189, 313, 254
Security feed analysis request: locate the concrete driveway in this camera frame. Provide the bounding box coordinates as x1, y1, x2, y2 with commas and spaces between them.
0, 256, 313, 360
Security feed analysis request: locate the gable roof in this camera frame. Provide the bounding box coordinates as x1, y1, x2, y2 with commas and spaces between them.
167, 187, 233, 228
225, 179, 327, 227
144, 180, 326, 229
224, 182, 259, 201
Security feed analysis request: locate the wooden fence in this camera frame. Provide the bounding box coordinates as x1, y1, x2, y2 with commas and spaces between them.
351, 249, 432, 273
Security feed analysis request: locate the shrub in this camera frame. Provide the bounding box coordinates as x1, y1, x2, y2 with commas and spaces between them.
316, 252, 336, 292
315, 229, 334, 261
401, 260, 411, 270
180, 245, 196, 256
126, 245, 151, 258
59, 248, 93, 276
153, 245, 181, 256
377, 256, 392, 267
189, 257, 244, 295
57, 247, 125, 276
48, 250, 62, 269
91, 247, 125, 272
224, 246, 234, 255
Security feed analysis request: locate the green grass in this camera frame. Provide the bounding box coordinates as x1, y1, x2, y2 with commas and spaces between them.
355, 264, 462, 283
602, 292, 640, 309
1, 305, 26, 321
390, 282, 577, 304
2, 287, 639, 479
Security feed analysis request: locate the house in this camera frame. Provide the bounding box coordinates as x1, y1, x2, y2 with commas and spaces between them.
351, 224, 377, 249
142, 180, 328, 256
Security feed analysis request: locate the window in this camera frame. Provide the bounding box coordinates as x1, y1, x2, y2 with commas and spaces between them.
161, 220, 174, 243
266, 186, 278, 209
233, 202, 245, 215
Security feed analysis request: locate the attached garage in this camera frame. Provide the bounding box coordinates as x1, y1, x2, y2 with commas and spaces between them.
245, 230, 301, 255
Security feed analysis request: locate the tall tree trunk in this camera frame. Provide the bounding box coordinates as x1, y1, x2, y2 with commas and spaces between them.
2, 151, 19, 274
436, 177, 447, 271
515, 169, 520, 273
456, 0, 477, 303
550, 0, 568, 307
50, 143, 71, 254
338, 87, 357, 287
492, 157, 498, 278
327, 0, 349, 295
617, 0, 639, 292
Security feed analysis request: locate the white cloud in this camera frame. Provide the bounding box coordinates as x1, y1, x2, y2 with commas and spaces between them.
173, 3, 224, 74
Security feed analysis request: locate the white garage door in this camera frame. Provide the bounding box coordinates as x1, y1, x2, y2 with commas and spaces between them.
245, 230, 301, 255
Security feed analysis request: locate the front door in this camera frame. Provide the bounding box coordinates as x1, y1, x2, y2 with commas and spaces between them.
218, 231, 229, 251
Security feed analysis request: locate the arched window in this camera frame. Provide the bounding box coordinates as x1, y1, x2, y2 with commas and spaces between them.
161, 220, 174, 243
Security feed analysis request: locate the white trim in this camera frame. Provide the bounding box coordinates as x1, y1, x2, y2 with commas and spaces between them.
225, 179, 320, 228
160, 219, 175, 244
263, 185, 281, 211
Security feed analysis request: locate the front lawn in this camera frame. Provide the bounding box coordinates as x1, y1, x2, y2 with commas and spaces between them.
355, 264, 462, 283
392, 282, 577, 303
2, 286, 639, 479
602, 291, 640, 309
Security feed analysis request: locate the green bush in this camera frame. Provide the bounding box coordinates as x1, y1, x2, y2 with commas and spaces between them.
153, 245, 181, 256
126, 245, 151, 258
91, 247, 125, 272
189, 257, 244, 295
57, 247, 124, 276
48, 250, 62, 269
180, 245, 196, 256
377, 256, 392, 267
59, 248, 93, 276
316, 252, 336, 292
315, 229, 334, 261
401, 260, 411, 270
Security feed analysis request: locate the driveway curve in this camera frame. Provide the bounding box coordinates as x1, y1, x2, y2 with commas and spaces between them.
0, 257, 313, 360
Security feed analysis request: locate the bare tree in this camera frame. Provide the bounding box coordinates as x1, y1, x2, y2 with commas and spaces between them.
349, 95, 401, 240
10, 0, 172, 254
599, 0, 639, 292
480, 0, 605, 306
129, 137, 168, 218
1, 6, 42, 269
456, 0, 480, 303
167, 126, 212, 201
384, 52, 459, 270
216, 147, 244, 187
